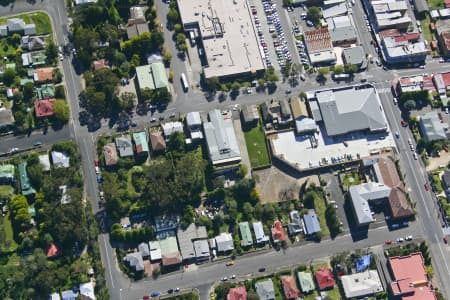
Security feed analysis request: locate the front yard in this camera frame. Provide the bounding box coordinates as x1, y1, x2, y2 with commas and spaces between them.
0, 12, 52, 35
243, 121, 271, 168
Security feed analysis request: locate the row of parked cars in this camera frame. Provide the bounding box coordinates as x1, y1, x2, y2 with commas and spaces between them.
296, 39, 309, 66
263, 0, 292, 68
253, 5, 273, 68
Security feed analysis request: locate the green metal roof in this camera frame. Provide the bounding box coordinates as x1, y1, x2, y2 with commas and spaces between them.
297, 271, 315, 293
36, 84, 55, 100
135, 62, 169, 90
239, 221, 253, 247
18, 162, 36, 196
132, 131, 149, 154
20, 78, 34, 86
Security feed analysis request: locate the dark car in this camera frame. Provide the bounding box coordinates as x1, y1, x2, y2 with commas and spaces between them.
33, 141, 42, 147
150, 292, 160, 297
167, 289, 174, 294
97, 175, 102, 184
258, 267, 266, 272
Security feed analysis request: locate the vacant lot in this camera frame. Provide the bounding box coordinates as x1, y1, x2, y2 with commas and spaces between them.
428, 0, 445, 9
0, 12, 52, 35
243, 121, 270, 168
0, 212, 18, 253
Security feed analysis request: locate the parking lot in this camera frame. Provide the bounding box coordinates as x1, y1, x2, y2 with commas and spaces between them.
270, 127, 396, 170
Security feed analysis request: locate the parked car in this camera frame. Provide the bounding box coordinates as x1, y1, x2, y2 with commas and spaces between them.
401, 119, 408, 127
33, 141, 42, 147
385, 239, 392, 244
226, 260, 235, 266
97, 175, 102, 183
150, 292, 160, 297
405, 235, 413, 241
396, 237, 404, 243
444, 237, 448, 244
425, 183, 430, 191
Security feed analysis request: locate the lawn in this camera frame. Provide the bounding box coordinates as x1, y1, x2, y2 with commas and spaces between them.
243, 121, 271, 168
313, 194, 330, 237
432, 173, 444, 193
428, 0, 445, 9
0, 212, 18, 253
420, 16, 433, 44
342, 172, 361, 187
0, 12, 52, 35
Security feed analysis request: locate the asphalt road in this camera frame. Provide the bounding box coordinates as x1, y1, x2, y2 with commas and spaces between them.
2, 1, 450, 300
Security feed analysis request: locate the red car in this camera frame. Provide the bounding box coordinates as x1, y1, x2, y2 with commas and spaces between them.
424, 184, 430, 191
94, 159, 99, 166
401, 120, 408, 127
444, 146, 448, 152
385, 240, 392, 245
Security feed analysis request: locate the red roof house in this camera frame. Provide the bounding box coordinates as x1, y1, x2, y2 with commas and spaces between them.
34, 99, 55, 117
281, 276, 301, 299
315, 267, 335, 290
93, 59, 109, 71
389, 253, 436, 300
34, 67, 53, 83
227, 286, 247, 300
271, 220, 286, 242
47, 243, 60, 258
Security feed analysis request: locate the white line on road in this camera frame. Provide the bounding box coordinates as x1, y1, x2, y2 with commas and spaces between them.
103, 237, 115, 289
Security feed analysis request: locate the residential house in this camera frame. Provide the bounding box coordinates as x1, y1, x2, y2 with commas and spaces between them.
239, 221, 253, 247
21, 35, 45, 50
34, 99, 55, 118
36, 84, 55, 100
215, 232, 234, 253
341, 270, 384, 299
227, 286, 247, 300
297, 271, 315, 294
204, 109, 241, 166
34, 67, 53, 83
271, 220, 286, 242
39, 154, 51, 171
303, 209, 321, 236
123, 252, 144, 272
103, 142, 118, 166
241, 104, 260, 125
281, 276, 301, 299
138, 242, 150, 258
61, 290, 78, 300
18, 162, 36, 195
389, 253, 436, 300
51, 151, 70, 168
133, 131, 149, 155
315, 267, 335, 290
115, 135, 134, 157
162, 121, 184, 139
253, 221, 269, 244
186, 111, 203, 140
49, 293, 61, 300
149, 241, 162, 262
7, 18, 36, 35
127, 23, 150, 39
135, 62, 169, 93
260, 99, 292, 127
442, 170, 450, 196
92, 59, 109, 71
59, 185, 70, 204
47, 243, 60, 258
288, 210, 303, 236
149, 130, 166, 152
127, 6, 149, 39
0, 25, 7, 36
21, 51, 46, 67
79, 281, 96, 300
419, 112, 447, 142
255, 279, 275, 300
0, 164, 15, 185
177, 223, 208, 263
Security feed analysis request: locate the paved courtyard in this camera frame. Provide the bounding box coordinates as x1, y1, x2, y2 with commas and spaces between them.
270, 126, 396, 170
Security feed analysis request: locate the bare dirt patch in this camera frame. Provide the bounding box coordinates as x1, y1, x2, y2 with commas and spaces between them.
253, 166, 319, 203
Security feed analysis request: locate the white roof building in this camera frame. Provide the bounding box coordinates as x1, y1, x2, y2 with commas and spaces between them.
253, 221, 269, 244
51, 151, 70, 168
186, 112, 203, 140
79, 282, 96, 300
349, 182, 391, 226
162, 121, 184, 139
39, 154, 51, 171
215, 232, 234, 252
149, 241, 162, 261
341, 270, 384, 298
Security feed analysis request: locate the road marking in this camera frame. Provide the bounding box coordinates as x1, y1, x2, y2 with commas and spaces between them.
102, 237, 115, 289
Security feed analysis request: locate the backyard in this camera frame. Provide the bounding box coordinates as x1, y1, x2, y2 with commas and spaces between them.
243, 121, 271, 168
428, 0, 446, 9
0, 12, 52, 35
304, 189, 331, 237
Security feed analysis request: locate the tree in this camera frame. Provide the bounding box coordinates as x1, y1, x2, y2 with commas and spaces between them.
333, 64, 344, 74
120, 92, 136, 112
206, 76, 220, 92
283, 0, 293, 6
167, 8, 179, 24
180, 205, 195, 229
344, 63, 358, 74
10, 33, 21, 46
53, 100, 70, 123
167, 131, 185, 153
318, 67, 329, 77
403, 99, 416, 110
237, 164, 248, 179
45, 40, 58, 64
231, 82, 241, 92
307, 7, 322, 26
2, 67, 16, 86
176, 33, 187, 47
163, 50, 172, 64
23, 82, 35, 102
242, 202, 254, 220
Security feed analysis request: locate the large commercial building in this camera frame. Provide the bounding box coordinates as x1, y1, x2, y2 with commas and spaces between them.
177, 0, 265, 79
312, 86, 388, 136
304, 28, 337, 65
